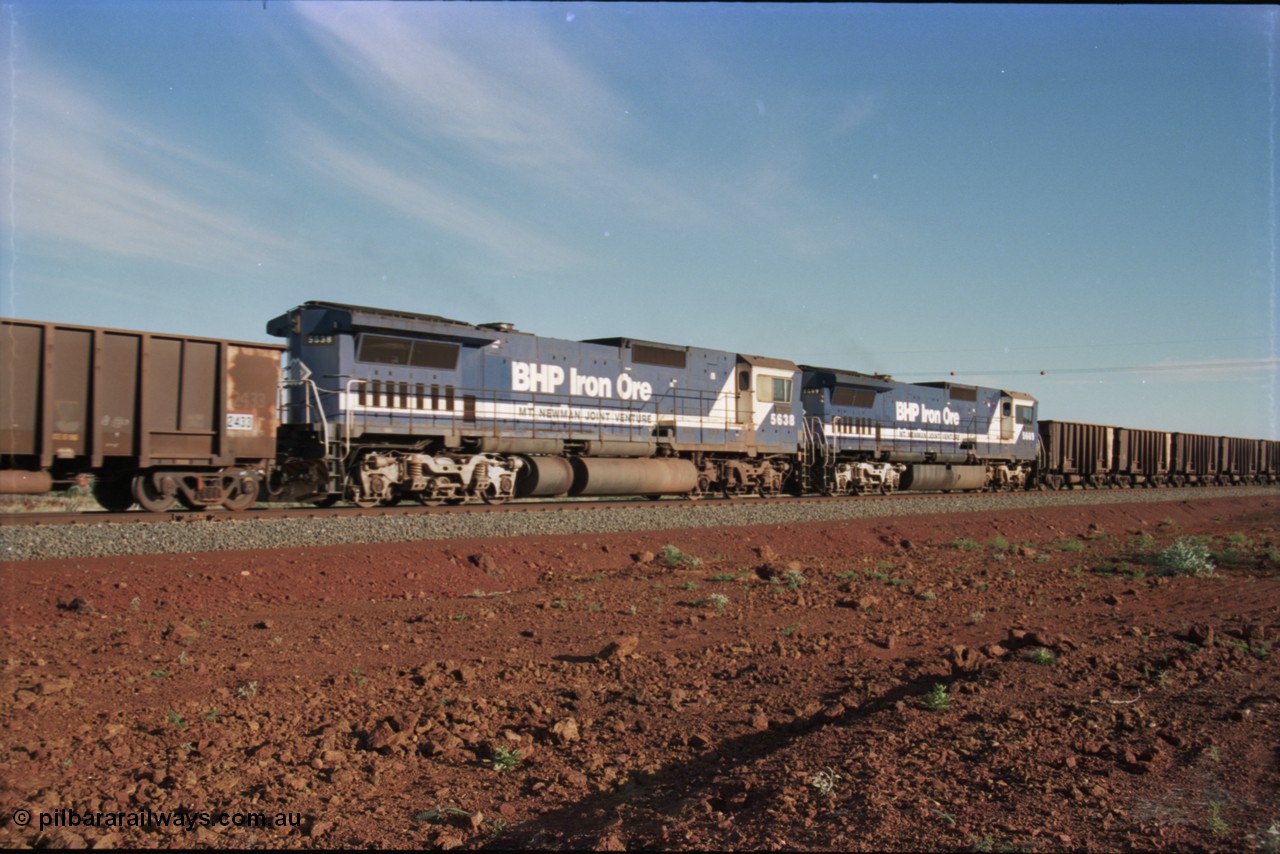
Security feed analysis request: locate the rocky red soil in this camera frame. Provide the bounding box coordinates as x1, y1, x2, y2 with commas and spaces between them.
2, 493, 1278, 851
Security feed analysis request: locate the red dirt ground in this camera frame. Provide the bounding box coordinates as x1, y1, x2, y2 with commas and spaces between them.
2, 493, 1278, 851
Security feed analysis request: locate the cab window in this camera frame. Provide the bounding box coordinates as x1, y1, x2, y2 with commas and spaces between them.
757, 377, 793, 403
357, 334, 459, 370
357, 335, 411, 365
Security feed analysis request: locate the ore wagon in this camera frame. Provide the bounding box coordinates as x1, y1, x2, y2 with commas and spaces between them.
0, 318, 283, 510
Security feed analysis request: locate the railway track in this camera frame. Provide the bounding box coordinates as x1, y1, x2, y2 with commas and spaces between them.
0, 495, 830, 527
2, 484, 1275, 531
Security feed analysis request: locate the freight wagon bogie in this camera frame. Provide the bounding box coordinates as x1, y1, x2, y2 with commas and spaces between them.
91, 467, 262, 512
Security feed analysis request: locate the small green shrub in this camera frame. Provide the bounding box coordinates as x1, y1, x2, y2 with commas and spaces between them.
1128, 533, 1155, 550
705, 593, 730, 615
923, 683, 951, 711
809, 767, 842, 799
1207, 800, 1228, 836
661, 545, 702, 567
1155, 538, 1216, 577
491, 745, 521, 772
1028, 648, 1056, 665
952, 538, 981, 551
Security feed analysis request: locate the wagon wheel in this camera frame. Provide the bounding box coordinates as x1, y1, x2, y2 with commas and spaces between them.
685, 474, 711, 501
345, 485, 380, 509
92, 477, 135, 512
481, 473, 517, 505
222, 476, 260, 512
131, 473, 177, 513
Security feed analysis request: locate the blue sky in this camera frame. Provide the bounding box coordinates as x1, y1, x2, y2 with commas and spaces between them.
2, 2, 1276, 439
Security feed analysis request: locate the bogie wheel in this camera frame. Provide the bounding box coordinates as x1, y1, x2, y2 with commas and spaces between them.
222, 476, 260, 511
346, 487, 380, 509
310, 494, 341, 508
92, 477, 135, 512
480, 488, 507, 505
131, 473, 177, 513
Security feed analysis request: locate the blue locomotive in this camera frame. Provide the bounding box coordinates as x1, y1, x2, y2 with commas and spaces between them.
800, 367, 1038, 495
263, 301, 1036, 505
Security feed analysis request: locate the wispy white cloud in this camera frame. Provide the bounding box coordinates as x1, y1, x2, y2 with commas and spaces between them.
293, 126, 588, 272
907, 357, 1280, 385
6, 63, 288, 269
293, 4, 711, 224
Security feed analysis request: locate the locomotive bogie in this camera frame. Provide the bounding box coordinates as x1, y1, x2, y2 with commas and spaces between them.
346, 451, 523, 506
830, 460, 903, 495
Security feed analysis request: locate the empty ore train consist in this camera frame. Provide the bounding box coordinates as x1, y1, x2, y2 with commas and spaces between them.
1, 301, 1277, 511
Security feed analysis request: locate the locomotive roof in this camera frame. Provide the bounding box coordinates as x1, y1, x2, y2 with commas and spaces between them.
298, 300, 477, 330
582, 336, 689, 352
918, 380, 1036, 400
800, 365, 896, 384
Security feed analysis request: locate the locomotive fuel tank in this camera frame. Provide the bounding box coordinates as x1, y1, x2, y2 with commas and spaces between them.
568, 457, 699, 497
900, 464, 987, 492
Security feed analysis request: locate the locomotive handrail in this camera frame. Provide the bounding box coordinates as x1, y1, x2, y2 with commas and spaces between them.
279, 375, 332, 451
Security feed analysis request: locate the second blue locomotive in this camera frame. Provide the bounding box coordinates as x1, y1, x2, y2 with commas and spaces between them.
264, 301, 1038, 505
